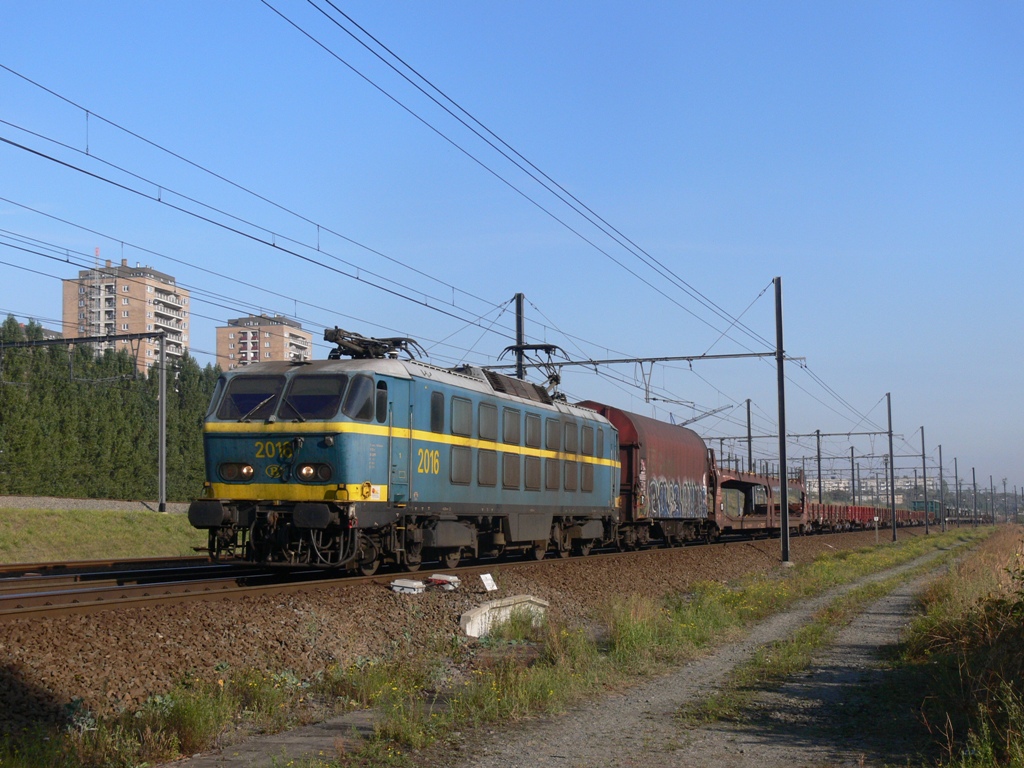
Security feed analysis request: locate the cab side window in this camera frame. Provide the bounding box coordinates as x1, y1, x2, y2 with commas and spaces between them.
375, 381, 388, 424
342, 375, 375, 421
430, 392, 444, 433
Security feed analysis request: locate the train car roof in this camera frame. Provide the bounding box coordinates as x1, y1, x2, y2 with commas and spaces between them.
225, 358, 606, 420
576, 400, 707, 449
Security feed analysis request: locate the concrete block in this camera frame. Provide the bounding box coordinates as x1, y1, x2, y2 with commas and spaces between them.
459, 594, 549, 638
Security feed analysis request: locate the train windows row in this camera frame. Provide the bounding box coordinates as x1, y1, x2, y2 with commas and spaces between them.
449, 447, 595, 492
217, 373, 388, 423
430, 392, 603, 458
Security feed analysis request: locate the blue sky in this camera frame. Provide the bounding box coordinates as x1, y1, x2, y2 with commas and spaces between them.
1, 1, 1021, 499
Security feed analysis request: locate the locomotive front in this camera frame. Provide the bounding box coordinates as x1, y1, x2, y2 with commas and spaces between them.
187, 357, 407, 569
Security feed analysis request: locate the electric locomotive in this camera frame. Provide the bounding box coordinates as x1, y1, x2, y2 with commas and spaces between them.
188, 329, 620, 572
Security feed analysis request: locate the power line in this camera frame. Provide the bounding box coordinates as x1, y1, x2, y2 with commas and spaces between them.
258, 1, 776, 351
300, 0, 776, 351
0, 63, 489, 312
0, 65, 809, 429
0, 62, 896, 443
0, 131, 521, 342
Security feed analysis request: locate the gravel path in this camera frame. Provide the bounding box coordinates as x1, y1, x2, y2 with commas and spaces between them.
433, 551, 944, 768
717, 574, 934, 767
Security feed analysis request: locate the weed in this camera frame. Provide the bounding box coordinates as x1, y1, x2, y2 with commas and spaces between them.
898, 528, 1024, 766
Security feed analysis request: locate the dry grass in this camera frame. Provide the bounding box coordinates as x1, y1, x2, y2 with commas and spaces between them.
901, 525, 1024, 767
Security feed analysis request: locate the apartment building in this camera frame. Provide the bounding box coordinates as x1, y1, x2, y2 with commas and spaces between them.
61, 258, 190, 372
216, 314, 312, 370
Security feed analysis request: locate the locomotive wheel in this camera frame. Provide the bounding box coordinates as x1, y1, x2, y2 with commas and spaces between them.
527, 544, 546, 561
359, 557, 381, 576
557, 546, 571, 558
442, 548, 461, 569
402, 532, 423, 572
357, 536, 382, 576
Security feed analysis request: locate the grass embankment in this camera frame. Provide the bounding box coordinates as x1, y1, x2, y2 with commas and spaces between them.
0, 527, 992, 768
900, 527, 1024, 767
0, 508, 206, 564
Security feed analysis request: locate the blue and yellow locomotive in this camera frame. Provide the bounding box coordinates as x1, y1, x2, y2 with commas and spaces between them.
188, 330, 620, 572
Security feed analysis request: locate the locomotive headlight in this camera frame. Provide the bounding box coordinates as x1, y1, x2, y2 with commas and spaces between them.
296, 463, 332, 482
219, 463, 255, 481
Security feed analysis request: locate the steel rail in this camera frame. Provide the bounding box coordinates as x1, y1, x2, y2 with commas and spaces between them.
0, 555, 211, 579
0, 527, 895, 623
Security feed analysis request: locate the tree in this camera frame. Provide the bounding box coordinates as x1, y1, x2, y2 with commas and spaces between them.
0, 315, 219, 502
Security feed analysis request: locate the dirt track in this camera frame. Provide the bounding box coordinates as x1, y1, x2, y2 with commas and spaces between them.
436, 556, 944, 768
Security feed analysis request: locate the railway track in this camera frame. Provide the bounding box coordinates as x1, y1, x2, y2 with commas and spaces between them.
0, 528, 878, 623
0, 555, 212, 579
0, 557, 344, 622
0, 545, 615, 621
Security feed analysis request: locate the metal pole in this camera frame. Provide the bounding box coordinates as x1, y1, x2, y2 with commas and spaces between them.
938, 444, 946, 533
1003, 479, 1008, 523
857, 462, 862, 506
816, 429, 822, 504
921, 427, 929, 534
972, 467, 978, 527
850, 447, 855, 506
514, 292, 525, 380
746, 399, 753, 473
955, 457, 960, 526
775, 277, 791, 563
882, 459, 888, 518
990, 475, 995, 522
887, 392, 897, 542
158, 332, 167, 513
1015, 486, 1019, 525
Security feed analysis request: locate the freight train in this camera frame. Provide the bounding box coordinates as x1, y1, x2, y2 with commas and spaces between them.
188, 329, 929, 572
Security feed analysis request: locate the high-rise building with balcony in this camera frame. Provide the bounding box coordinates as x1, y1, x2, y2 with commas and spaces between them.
61, 258, 190, 372
215, 314, 312, 370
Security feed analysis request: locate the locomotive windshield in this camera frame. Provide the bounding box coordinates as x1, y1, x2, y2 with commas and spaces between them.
278, 375, 349, 420
214, 373, 358, 421
216, 375, 285, 420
